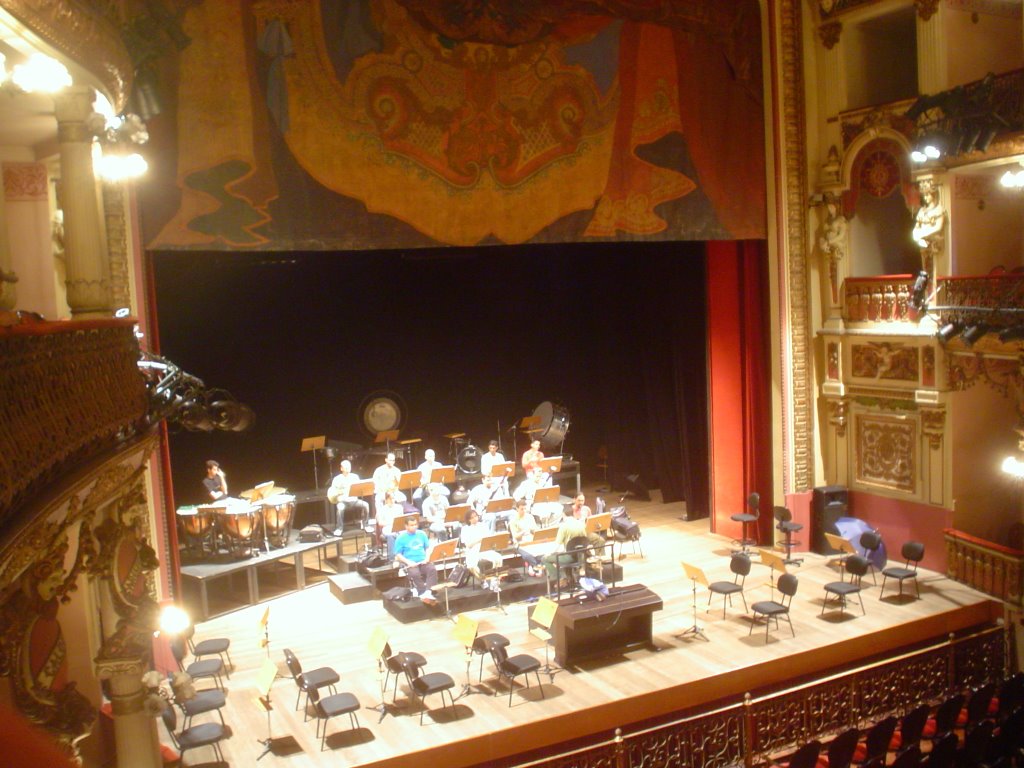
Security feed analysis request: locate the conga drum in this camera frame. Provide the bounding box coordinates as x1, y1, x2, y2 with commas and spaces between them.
260, 494, 295, 547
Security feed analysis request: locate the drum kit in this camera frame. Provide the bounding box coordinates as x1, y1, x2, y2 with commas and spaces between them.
176, 483, 296, 560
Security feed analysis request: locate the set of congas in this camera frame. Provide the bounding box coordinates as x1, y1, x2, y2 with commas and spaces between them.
176, 494, 295, 558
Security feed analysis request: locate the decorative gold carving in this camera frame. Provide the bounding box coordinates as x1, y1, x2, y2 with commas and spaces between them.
945, 529, 1022, 606
839, 102, 917, 150
913, 179, 945, 277
844, 277, 916, 323
819, 193, 847, 305
922, 346, 935, 387
827, 342, 840, 381
915, 0, 940, 21
0, 323, 148, 522
818, 21, 842, 49
828, 399, 848, 438
856, 413, 916, 492
3, 163, 49, 202
779, 0, 814, 491
947, 353, 1021, 397
851, 343, 919, 381
103, 183, 131, 312
0, 0, 132, 111
920, 408, 946, 449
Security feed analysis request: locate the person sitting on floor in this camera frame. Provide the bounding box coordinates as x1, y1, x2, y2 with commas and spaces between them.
393, 515, 438, 605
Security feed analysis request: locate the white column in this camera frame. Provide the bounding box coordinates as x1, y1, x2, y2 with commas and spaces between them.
54, 86, 110, 317
95, 658, 162, 768
916, 0, 948, 94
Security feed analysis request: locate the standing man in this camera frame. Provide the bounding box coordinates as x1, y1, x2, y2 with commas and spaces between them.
203, 460, 228, 501
326, 459, 370, 536
393, 515, 438, 604
372, 451, 405, 510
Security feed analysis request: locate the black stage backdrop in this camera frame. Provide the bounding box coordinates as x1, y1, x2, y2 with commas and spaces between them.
152, 242, 708, 517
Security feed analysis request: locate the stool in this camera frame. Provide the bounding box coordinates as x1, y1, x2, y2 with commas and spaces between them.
773, 505, 803, 566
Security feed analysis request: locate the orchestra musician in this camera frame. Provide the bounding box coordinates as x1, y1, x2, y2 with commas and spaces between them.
375, 490, 404, 560
203, 460, 228, 501
326, 459, 370, 536
467, 475, 511, 531
421, 483, 453, 540
513, 473, 563, 527
393, 515, 438, 605
480, 439, 509, 493
541, 509, 589, 586
507, 498, 545, 577
459, 508, 503, 588
372, 451, 406, 510
521, 439, 544, 479
412, 448, 449, 510
570, 493, 592, 519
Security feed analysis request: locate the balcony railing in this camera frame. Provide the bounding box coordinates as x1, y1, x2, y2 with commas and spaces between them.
944, 528, 1023, 607
843, 275, 916, 323
0, 317, 148, 531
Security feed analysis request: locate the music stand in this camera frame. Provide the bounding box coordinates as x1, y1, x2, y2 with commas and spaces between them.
367, 627, 395, 723
758, 549, 788, 600
533, 485, 561, 505
452, 614, 483, 700
398, 470, 420, 496
530, 597, 561, 682
677, 562, 710, 642
824, 532, 857, 571
429, 539, 460, 621
446, 503, 470, 529
431, 465, 456, 485
398, 437, 422, 468
348, 480, 374, 498
489, 461, 514, 479
391, 513, 419, 533
542, 456, 563, 475
374, 429, 400, 454
485, 496, 513, 529
480, 532, 512, 613
531, 526, 558, 544
586, 513, 612, 535
255, 657, 279, 760
516, 415, 541, 458
300, 435, 326, 489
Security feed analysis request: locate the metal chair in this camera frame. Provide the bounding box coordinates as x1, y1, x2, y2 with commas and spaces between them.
749, 572, 798, 640
822, 554, 869, 616
774, 506, 803, 566
283, 648, 339, 720
472, 633, 509, 682
707, 552, 750, 618
307, 686, 360, 751
185, 624, 232, 674
858, 530, 882, 585
161, 703, 227, 766
486, 636, 545, 707
731, 492, 760, 552
401, 654, 456, 725
880, 541, 924, 600
170, 636, 225, 690
381, 643, 426, 702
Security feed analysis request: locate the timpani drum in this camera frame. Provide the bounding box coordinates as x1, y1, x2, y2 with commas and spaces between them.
177, 505, 215, 553
217, 503, 261, 555
260, 494, 295, 548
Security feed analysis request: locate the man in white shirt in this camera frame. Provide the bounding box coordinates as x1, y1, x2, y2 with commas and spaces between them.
326, 459, 370, 535
412, 448, 449, 509
467, 475, 511, 531
479, 440, 510, 494
372, 451, 405, 510
513, 474, 562, 527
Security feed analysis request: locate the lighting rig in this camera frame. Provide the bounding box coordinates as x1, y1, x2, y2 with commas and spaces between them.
137, 352, 254, 432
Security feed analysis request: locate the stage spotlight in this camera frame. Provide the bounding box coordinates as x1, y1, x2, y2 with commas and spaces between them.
905, 93, 938, 121
936, 322, 960, 343
1002, 455, 1024, 479
180, 401, 214, 431
976, 125, 998, 153
998, 325, 1024, 342
961, 324, 988, 345
959, 126, 982, 154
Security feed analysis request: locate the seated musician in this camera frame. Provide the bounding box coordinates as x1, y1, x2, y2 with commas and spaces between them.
413, 448, 450, 510
569, 493, 592, 519
541, 509, 589, 586
326, 459, 370, 536
480, 440, 509, 494
460, 509, 503, 587
372, 452, 406, 511
467, 474, 511, 532
521, 439, 544, 479
375, 490, 404, 560
507, 498, 545, 577
393, 515, 438, 605
203, 460, 228, 501
421, 483, 453, 541
513, 474, 562, 527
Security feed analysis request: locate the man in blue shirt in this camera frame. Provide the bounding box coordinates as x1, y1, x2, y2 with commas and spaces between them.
393, 516, 438, 604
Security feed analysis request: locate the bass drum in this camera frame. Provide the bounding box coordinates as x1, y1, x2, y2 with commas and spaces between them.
531, 401, 570, 450
457, 444, 481, 474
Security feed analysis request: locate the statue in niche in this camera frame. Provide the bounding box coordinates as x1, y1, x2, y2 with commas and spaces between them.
912, 179, 946, 275
818, 192, 848, 303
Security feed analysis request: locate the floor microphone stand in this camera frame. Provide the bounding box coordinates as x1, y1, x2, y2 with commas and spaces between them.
675, 576, 709, 642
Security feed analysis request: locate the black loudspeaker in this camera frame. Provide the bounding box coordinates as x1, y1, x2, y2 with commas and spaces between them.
812, 485, 848, 554
623, 473, 651, 502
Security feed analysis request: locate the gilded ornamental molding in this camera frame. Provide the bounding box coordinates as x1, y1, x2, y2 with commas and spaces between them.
0, 0, 133, 111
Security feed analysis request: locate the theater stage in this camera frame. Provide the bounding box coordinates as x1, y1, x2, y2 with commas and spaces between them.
168, 487, 1000, 768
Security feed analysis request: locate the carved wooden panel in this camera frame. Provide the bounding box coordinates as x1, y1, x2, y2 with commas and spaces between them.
855, 413, 916, 493
851, 343, 919, 382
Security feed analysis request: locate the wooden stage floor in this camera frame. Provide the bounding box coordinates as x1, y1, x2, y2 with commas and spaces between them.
167, 487, 999, 768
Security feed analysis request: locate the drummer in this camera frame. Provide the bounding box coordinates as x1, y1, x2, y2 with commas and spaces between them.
521, 439, 544, 479
326, 459, 370, 536
203, 460, 228, 501
413, 449, 449, 510
479, 440, 509, 494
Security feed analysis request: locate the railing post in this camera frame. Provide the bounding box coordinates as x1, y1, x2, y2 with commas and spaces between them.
947, 632, 957, 693
614, 727, 626, 768
743, 692, 754, 768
